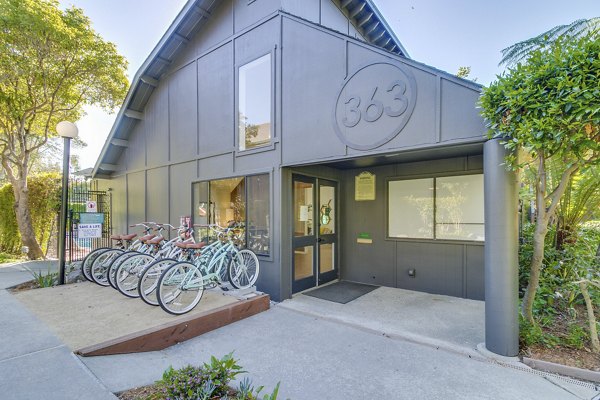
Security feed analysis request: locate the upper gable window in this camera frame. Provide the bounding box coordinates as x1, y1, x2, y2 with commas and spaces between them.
238, 54, 272, 151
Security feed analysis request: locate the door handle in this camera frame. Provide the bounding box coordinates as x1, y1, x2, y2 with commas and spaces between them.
317, 238, 323, 243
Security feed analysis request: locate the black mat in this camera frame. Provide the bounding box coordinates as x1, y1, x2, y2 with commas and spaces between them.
303, 281, 379, 304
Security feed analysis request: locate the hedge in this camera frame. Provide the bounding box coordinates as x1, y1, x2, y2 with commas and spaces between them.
0, 173, 62, 255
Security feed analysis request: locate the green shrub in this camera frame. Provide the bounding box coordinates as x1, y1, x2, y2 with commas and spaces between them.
565, 324, 589, 349
0, 173, 61, 255
0, 252, 20, 264
157, 353, 244, 399
27, 268, 58, 288
155, 353, 283, 400
519, 315, 559, 348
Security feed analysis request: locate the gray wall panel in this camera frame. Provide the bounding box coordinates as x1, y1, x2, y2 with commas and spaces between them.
341, 165, 396, 287
146, 167, 169, 224
466, 244, 485, 300
281, 0, 320, 23
146, 83, 169, 167
467, 154, 484, 170
234, 0, 279, 32
321, 0, 348, 35
338, 156, 484, 299
169, 161, 197, 227
234, 149, 280, 173
198, 44, 234, 154
169, 63, 198, 162
127, 120, 146, 171
395, 157, 467, 176
281, 19, 347, 164
127, 171, 146, 227
441, 78, 486, 142
190, 0, 234, 57
198, 153, 233, 180
234, 17, 278, 65
345, 43, 438, 154
99, 177, 126, 237
395, 242, 464, 297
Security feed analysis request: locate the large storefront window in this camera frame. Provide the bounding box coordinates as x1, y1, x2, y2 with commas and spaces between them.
238, 54, 272, 151
388, 174, 484, 241
193, 174, 270, 255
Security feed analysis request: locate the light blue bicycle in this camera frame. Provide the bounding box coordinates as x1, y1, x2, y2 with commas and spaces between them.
156, 224, 259, 315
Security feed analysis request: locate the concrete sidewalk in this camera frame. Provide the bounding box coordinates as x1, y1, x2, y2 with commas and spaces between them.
81, 303, 597, 400
2, 262, 598, 399
0, 260, 59, 289
0, 289, 116, 399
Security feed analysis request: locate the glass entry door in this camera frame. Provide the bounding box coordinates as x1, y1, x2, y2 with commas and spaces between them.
292, 175, 338, 293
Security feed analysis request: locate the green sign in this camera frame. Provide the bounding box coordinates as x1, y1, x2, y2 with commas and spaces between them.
79, 213, 104, 224
357, 232, 371, 239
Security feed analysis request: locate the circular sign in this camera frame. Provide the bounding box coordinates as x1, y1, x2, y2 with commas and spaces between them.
333, 62, 417, 150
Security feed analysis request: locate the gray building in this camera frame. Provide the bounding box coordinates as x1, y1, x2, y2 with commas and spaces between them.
93, 0, 519, 356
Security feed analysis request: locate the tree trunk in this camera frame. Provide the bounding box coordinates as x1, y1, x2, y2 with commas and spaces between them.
579, 281, 600, 353
12, 179, 45, 260
521, 221, 548, 323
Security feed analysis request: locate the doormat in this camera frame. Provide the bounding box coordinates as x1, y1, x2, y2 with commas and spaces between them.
303, 281, 379, 304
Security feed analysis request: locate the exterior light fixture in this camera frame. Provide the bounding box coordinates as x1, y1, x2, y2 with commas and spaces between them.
56, 121, 79, 285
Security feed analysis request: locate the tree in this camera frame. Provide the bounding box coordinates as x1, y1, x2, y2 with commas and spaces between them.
500, 17, 599, 66
0, 0, 128, 259
479, 34, 600, 324
456, 66, 477, 82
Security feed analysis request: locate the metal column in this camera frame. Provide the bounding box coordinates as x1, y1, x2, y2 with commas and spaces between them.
484, 138, 519, 356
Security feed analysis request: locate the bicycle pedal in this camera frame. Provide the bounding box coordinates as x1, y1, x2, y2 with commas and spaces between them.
221, 287, 229, 291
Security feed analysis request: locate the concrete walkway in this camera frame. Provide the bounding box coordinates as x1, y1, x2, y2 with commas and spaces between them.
0, 261, 116, 400
1, 262, 598, 399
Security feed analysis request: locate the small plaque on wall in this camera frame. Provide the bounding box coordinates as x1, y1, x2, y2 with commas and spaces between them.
355, 172, 375, 201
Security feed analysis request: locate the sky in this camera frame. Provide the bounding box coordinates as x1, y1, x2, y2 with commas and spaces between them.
59, 0, 600, 169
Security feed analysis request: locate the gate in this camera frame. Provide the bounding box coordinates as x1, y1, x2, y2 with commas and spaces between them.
66, 179, 112, 262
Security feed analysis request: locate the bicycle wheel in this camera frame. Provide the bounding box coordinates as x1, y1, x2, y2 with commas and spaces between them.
115, 253, 153, 297
138, 258, 177, 306
228, 249, 259, 290
81, 247, 110, 282
108, 250, 139, 289
157, 261, 204, 315
91, 249, 124, 286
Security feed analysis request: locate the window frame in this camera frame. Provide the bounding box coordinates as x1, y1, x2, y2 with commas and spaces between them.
386, 171, 485, 244
235, 51, 275, 155
191, 171, 273, 259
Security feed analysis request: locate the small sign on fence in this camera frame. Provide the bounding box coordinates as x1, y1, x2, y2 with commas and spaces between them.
78, 223, 102, 239
79, 213, 105, 224
85, 201, 97, 212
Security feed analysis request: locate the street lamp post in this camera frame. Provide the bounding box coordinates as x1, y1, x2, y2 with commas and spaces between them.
56, 121, 79, 285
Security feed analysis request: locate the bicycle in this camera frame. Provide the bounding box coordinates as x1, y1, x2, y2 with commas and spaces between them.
137, 225, 198, 306
156, 224, 259, 315
114, 224, 192, 298
80, 222, 153, 283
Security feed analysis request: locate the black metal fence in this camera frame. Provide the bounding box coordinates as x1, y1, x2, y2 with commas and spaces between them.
66, 179, 112, 262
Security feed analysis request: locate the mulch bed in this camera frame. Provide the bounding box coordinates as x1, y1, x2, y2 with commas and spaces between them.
117, 386, 238, 400
521, 305, 600, 372
9, 279, 41, 293
525, 345, 600, 371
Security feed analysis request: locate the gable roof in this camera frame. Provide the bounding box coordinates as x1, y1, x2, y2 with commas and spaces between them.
92, 0, 409, 178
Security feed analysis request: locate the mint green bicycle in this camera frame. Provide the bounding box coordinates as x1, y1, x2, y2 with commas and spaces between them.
156, 224, 259, 315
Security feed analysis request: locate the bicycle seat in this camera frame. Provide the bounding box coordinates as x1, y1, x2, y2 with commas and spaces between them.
147, 236, 164, 245
121, 233, 137, 241
186, 242, 206, 249
139, 234, 156, 242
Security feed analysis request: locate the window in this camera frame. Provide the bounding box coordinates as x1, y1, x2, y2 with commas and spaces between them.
436, 175, 484, 241
388, 174, 484, 241
238, 54, 272, 151
388, 178, 434, 239
192, 174, 270, 255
